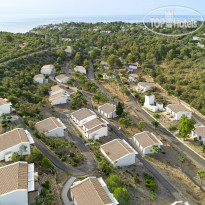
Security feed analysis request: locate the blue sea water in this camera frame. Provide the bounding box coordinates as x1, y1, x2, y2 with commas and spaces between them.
0, 15, 204, 33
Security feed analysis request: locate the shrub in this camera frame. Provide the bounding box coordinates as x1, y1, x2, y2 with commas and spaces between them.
153, 113, 159, 118
168, 125, 177, 131
61, 157, 66, 161
144, 173, 156, 192
73, 157, 79, 163
134, 175, 140, 184
73, 162, 77, 167
42, 181, 50, 189
70, 153, 75, 157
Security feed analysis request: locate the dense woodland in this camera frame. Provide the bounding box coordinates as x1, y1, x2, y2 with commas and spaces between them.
0, 21, 205, 117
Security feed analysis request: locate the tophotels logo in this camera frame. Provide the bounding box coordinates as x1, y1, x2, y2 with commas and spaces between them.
143, 6, 204, 36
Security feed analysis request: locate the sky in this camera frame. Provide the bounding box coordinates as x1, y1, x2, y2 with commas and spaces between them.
0, 0, 204, 18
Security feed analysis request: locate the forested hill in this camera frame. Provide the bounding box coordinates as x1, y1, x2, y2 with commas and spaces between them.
0, 21, 204, 115
32, 22, 205, 115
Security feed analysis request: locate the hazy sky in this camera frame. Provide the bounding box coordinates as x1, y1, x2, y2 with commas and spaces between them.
0, 0, 204, 17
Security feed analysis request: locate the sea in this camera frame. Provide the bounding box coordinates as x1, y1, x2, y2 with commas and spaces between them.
0, 15, 204, 33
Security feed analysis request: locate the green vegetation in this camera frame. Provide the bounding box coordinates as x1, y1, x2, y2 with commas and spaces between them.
197, 170, 205, 188
168, 125, 177, 131
144, 173, 156, 200
179, 156, 185, 169
116, 102, 124, 116
151, 120, 160, 129
105, 174, 130, 205
118, 116, 133, 129
70, 91, 87, 109
98, 160, 113, 176
153, 113, 159, 119
178, 115, 195, 140
151, 145, 162, 154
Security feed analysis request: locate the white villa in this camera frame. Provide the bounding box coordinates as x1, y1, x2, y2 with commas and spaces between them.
144, 94, 163, 112
98, 103, 117, 118
128, 64, 138, 70
0, 98, 11, 115
100, 139, 137, 167
166, 104, 192, 120
74, 66, 86, 74
137, 82, 153, 93
103, 74, 115, 80
0, 128, 34, 161
193, 36, 203, 41
0, 162, 37, 205
65, 46, 72, 53
128, 74, 138, 82
192, 126, 205, 144
33, 74, 45, 84
50, 85, 66, 96
100, 61, 108, 66
49, 93, 69, 105
55, 74, 69, 84
41, 64, 55, 75
133, 131, 163, 155
171, 201, 189, 205
70, 177, 119, 205
35, 117, 66, 137
70, 108, 97, 126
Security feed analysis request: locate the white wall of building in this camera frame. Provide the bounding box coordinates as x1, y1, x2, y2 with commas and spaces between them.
41, 69, 53, 75
51, 96, 67, 105
74, 68, 86, 74
0, 190, 28, 205
0, 142, 31, 161
166, 108, 192, 120
56, 77, 69, 84
86, 126, 108, 140
34, 78, 44, 84
129, 65, 138, 69
192, 131, 205, 144
45, 127, 65, 137
0, 104, 11, 115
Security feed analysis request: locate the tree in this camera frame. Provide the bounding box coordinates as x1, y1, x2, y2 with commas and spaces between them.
98, 160, 113, 175
74, 52, 83, 65
26, 147, 43, 163
83, 59, 89, 69
116, 102, 124, 115
197, 170, 205, 188
138, 121, 144, 131
41, 158, 54, 170
19, 145, 27, 155
178, 115, 195, 140
10, 152, 21, 162
105, 174, 123, 192
151, 120, 159, 129
45, 194, 54, 205
118, 116, 133, 129
107, 54, 122, 68
113, 187, 130, 205
179, 156, 185, 169
151, 145, 162, 154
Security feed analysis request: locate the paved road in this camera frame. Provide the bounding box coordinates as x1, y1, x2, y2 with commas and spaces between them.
61, 177, 76, 205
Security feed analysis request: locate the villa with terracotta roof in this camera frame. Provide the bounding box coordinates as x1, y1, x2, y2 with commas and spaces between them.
49, 85, 66, 96
0, 161, 37, 205
133, 131, 163, 155
100, 139, 137, 167
98, 103, 117, 118
55, 74, 69, 84
35, 117, 66, 137
192, 126, 205, 144
0, 98, 11, 115
74, 66, 86, 74
70, 108, 97, 126
128, 74, 138, 82
49, 93, 69, 105
70, 177, 119, 205
40, 64, 55, 75
166, 104, 192, 120
137, 82, 153, 93
0, 128, 34, 161
33, 74, 45, 84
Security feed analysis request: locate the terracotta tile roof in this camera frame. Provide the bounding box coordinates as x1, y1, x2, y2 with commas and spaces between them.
87, 125, 106, 135
83, 118, 105, 130
70, 177, 113, 205
41, 64, 54, 70
138, 82, 153, 88
71, 108, 96, 121
55, 74, 68, 81
194, 126, 205, 138
34, 74, 45, 79
0, 98, 8, 105
99, 103, 116, 115
0, 128, 29, 152
49, 93, 67, 102
167, 104, 190, 113
75, 66, 86, 71
51, 85, 64, 92
133, 131, 159, 149
129, 74, 138, 78
0, 162, 28, 195
101, 139, 135, 162
35, 117, 64, 133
